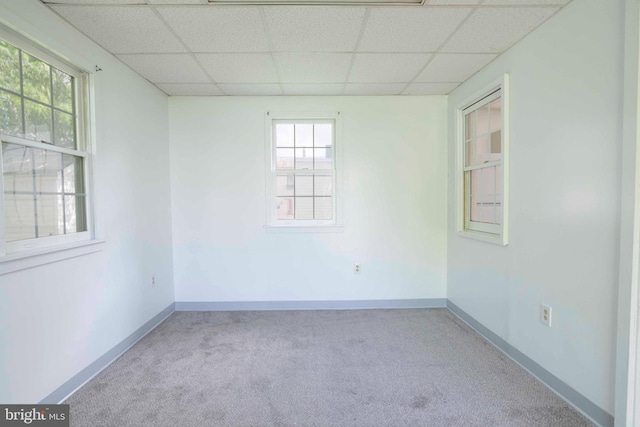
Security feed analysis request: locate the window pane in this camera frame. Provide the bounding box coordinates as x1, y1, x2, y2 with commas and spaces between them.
65, 195, 86, 233
4, 193, 36, 242
24, 99, 52, 143
314, 175, 332, 196
36, 194, 65, 237
276, 196, 294, 220
470, 167, 498, 224
276, 175, 294, 196
295, 124, 313, 148
0, 90, 23, 137
276, 148, 294, 169
63, 155, 84, 194
295, 147, 313, 170
295, 175, 313, 196
295, 197, 313, 220
276, 123, 294, 147
54, 110, 75, 149
476, 104, 489, 136
0, 40, 20, 93
464, 111, 475, 140
466, 135, 489, 167
490, 97, 501, 132
23, 53, 51, 105
314, 124, 332, 148
53, 68, 73, 113
490, 130, 502, 162
34, 150, 63, 194
3, 143, 34, 193
314, 148, 333, 170
314, 197, 332, 220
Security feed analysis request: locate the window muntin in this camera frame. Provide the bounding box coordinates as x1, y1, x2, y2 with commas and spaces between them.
462, 88, 503, 236
0, 35, 90, 253
271, 119, 336, 224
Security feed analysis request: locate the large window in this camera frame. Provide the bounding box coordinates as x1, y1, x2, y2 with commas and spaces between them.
0, 34, 91, 254
458, 75, 509, 244
266, 113, 339, 227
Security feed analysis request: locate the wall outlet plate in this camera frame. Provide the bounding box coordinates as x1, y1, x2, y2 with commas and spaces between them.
354, 263, 361, 274
540, 304, 552, 327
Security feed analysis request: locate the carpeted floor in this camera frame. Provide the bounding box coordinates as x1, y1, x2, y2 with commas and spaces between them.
65, 309, 594, 426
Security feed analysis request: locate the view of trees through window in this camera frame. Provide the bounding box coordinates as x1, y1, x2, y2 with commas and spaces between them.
0, 37, 87, 244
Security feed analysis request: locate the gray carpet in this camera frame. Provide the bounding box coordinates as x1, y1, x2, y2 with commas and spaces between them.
65, 309, 594, 426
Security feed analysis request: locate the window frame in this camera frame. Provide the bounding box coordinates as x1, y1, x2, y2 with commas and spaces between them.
0, 26, 95, 256
264, 111, 343, 231
455, 74, 510, 245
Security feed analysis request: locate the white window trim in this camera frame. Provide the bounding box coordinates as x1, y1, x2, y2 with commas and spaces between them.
264, 111, 344, 231
0, 25, 100, 261
455, 74, 510, 246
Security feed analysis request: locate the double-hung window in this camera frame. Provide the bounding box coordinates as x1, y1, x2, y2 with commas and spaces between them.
266, 113, 339, 227
458, 75, 509, 244
0, 34, 91, 254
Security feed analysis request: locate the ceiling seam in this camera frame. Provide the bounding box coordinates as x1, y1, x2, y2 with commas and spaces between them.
146, 2, 228, 95
399, 4, 478, 95
257, 7, 284, 96
341, 7, 371, 95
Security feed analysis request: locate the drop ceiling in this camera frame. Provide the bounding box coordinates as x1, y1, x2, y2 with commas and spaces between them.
40, 0, 571, 96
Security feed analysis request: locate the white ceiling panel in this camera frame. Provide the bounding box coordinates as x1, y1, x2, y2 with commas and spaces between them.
157, 84, 224, 96
427, 0, 480, 4
275, 53, 352, 83
358, 8, 471, 52
156, 7, 270, 52
282, 84, 344, 96
344, 83, 407, 96
196, 54, 278, 83
263, 7, 366, 52
483, 0, 569, 4
403, 82, 459, 95
441, 7, 559, 53
217, 84, 283, 96
117, 54, 210, 83
50, 6, 186, 53
415, 54, 497, 83
349, 53, 431, 83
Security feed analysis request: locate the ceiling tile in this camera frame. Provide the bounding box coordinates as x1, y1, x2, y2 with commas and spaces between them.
358, 8, 471, 52
441, 7, 559, 53
427, 0, 480, 4
403, 82, 459, 95
156, 7, 269, 52
217, 84, 283, 96
275, 53, 352, 84
263, 7, 366, 52
281, 84, 344, 96
50, 6, 185, 53
349, 53, 431, 83
117, 54, 210, 83
415, 54, 497, 83
196, 54, 278, 84
344, 83, 407, 96
156, 84, 224, 96
483, 0, 569, 4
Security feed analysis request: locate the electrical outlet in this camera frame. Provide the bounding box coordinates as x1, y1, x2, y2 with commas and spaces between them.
354, 263, 361, 274
151, 275, 156, 287
540, 304, 552, 327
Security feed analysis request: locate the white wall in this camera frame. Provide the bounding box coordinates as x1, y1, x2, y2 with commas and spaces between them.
0, 0, 174, 403
169, 96, 447, 302
447, 0, 622, 415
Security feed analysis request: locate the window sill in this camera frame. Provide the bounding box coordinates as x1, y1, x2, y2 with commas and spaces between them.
457, 229, 507, 246
264, 225, 344, 233
0, 239, 106, 276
